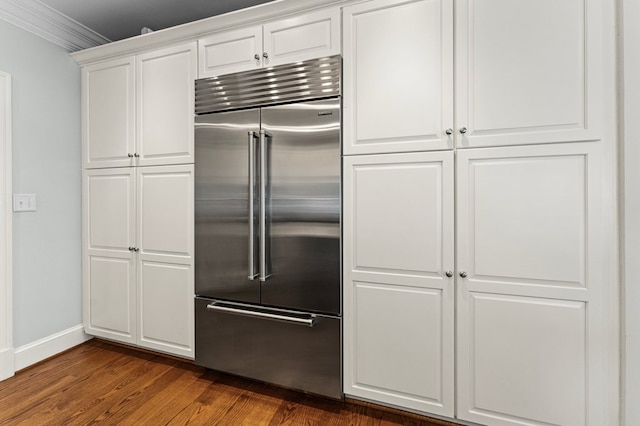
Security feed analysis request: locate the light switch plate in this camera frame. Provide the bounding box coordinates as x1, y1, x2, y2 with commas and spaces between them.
13, 194, 36, 212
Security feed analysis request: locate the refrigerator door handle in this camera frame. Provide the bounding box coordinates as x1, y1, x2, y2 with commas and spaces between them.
247, 131, 259, 280
206, 302, 317, 327
259, 130, 272, 282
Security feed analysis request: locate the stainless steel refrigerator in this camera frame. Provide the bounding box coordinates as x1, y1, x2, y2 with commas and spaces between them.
194, 56, 342, 399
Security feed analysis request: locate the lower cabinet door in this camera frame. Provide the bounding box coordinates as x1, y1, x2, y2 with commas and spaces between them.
138, 260, 193, 358
83, 168, 137, 344
343, 151, 455, 417
136, 165, 194, 358
84, 253, 136, 343
456, 142, 604, 426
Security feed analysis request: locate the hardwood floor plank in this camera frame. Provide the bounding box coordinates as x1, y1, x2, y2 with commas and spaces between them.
0, 340, 459, 426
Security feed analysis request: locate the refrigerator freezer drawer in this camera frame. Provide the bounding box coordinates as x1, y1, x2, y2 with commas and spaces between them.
195, 297, 342, 399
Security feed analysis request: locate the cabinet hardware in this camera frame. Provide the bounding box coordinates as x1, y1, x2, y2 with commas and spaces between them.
445, 128, 453, 135
134, 247, 139, 252
254, 54, 260, 60
127, 153, 134, 158
262, 52, 269, 59
128, 246, 134, 251
459, 127, 468, 134
133, 153, 140, 158
445, 271, 453, 277
459, 271, 468, 278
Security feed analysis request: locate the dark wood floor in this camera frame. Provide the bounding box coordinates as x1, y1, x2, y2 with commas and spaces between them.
0, 340, 458, 425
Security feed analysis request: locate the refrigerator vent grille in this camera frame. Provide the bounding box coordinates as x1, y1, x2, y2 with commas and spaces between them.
195, 55, 341, 114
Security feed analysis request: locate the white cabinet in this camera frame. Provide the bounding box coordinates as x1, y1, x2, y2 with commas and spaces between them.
262, 8, 339, 67
343, 151, 455, 417
137, 166, 194, 357
82, 42, 196, 169
83, 165, 194, 358
343, 0, 453, 155
136, 43, 196, 166
82, 57, 135, 168
82, 42, 196, 357
455, 142, 603, 425
342, 0, 599, 155
341, 143, 605, 424
83, 168, 136, 343
198, 27, 261, 77
198, 8, 340, 78
343, 143, 606, 424
455, 0, 600, 148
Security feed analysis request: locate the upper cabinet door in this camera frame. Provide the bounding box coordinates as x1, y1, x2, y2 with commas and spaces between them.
137, 42, 196, 166
343, 0, 454, 155
198, 27, 262, 78
262, 8, 340, 67
82, 57, 135, 169
455, 0, 601, 148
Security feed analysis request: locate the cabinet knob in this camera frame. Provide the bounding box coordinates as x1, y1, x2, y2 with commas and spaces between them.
262, 52, 269, 59
445, 128, 453, 135
127, 153, 134, 158
445, 271, 453, 277
459, 127, 468, 134
133, 153, 140, 158
134, 247, 139, 252
254, 53, 260, 60
128, 247, 134, 251
459, 271, 468, 278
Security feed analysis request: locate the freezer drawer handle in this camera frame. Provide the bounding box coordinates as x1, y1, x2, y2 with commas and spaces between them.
206, 302, 317, 327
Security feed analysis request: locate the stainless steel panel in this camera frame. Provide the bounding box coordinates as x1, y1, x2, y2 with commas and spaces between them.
195, 297, 342, 399
260, 98, 341, 315
195, 109, 261, 303
195, 56, 341, 114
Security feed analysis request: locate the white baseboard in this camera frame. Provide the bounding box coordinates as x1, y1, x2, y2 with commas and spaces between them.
0, 347, 14, 380
14, 325, 92, 371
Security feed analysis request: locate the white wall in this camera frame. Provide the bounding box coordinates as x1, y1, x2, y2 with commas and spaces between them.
622, 0, 640, 423
0, 20, 82, 349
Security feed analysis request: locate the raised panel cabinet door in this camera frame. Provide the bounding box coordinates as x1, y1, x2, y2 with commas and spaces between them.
262, 8, 340, 67
343, 0, 454, 155
455, 0, 601, 148
137, 165, 194, 263
137, 43, 196, 166
82, 168, 136, 343
138, 261, 193, 358
82, 57, 135, 168
198, 27, 262, 78
343, 151, 454, 416
456, 142, 604, 425
136, 165, 193, 357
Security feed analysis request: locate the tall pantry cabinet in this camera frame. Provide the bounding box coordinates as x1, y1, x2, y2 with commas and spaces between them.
342, 0, 608, 425
82, 42, 196, 358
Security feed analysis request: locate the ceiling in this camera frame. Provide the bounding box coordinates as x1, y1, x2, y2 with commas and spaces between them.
38, 0, 276, 42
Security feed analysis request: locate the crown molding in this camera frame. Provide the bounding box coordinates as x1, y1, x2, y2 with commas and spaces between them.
0, 0, 110, 52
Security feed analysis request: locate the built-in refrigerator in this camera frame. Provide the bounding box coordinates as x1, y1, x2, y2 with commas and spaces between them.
194, 56, 342, 399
